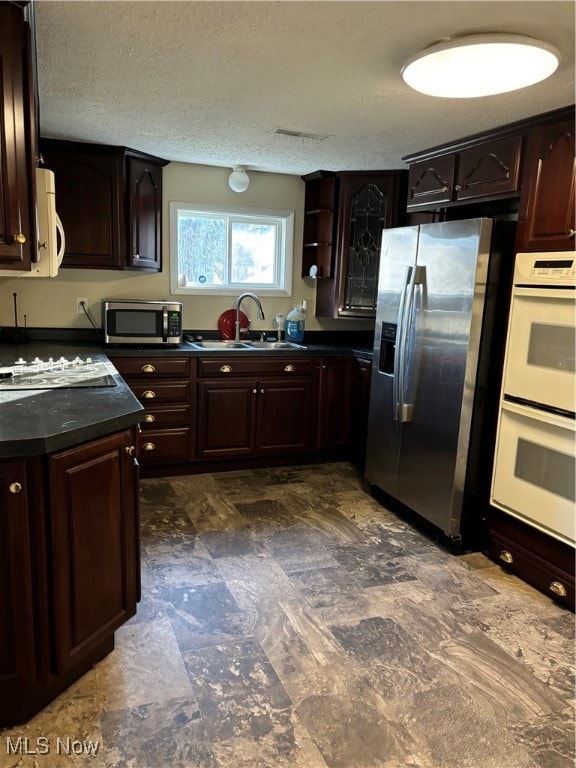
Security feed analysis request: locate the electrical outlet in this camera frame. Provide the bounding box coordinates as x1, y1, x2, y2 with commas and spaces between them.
76, 297, 88, 315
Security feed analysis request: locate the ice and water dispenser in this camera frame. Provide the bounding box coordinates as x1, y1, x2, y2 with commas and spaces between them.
378, 322, 396, 374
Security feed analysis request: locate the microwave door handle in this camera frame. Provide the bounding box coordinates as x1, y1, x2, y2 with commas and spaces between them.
162, 306, 168, 342
393, 266, 411, 421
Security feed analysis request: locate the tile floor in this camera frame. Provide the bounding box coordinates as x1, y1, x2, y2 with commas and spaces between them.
2, 462, 574, 768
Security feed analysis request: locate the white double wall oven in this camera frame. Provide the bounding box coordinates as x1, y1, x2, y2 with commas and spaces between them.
491, 252, 575, 547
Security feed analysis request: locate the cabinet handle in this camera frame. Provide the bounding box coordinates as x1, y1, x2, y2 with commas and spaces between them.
142, 390, 156, 399
9, 482, 22, 494
134, 254, 140, 261
124, 445, 136, 456
568, 229, 576, 238
284, 364, 295, 372
549, 581, 567, 597
499, 550, 514, 564
442, 186, 450, 193
141, 364, 156, 373
260, 388, 265, 394
219, 365, 233, 373
455, 184, 463, 191
252, 388, 258, 394
13, 233, 26, 244
142, 442, 156, 451
144, 413, 156, 423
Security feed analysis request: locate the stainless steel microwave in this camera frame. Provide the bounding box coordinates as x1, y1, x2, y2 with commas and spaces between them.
102, 300, 183, 345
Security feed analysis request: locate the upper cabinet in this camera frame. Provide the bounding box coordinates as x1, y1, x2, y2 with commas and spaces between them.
304, 170, 406, 319
516, 119, 576, 252
404, 106, 576, 254
407, 136, 522, 209
0, 2, 38, 270
40, 139, 168, 271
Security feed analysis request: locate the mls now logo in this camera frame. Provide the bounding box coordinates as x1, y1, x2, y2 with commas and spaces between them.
5, 737, 100, 756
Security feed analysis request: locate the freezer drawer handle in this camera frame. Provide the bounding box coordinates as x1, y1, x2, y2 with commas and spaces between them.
499, 550, 514, 564
549, 581, 567, 597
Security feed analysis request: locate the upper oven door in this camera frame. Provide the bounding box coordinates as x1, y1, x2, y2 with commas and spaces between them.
503, 286, 575, 414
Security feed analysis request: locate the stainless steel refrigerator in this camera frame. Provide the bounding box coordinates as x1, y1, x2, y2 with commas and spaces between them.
365, 218, 515, 549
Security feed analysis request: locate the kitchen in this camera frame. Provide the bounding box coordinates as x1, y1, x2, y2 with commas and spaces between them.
0, 2, 575, 766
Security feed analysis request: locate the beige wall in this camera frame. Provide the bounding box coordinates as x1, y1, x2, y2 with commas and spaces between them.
0, 162, 373, 334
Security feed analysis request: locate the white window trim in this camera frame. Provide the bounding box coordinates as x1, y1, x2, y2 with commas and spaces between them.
169, 201, 294, 297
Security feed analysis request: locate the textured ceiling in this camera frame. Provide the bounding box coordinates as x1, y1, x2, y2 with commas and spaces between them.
36, 1, 575, 176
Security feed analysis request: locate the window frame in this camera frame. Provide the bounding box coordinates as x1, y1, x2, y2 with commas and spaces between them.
169, 201, 294, 297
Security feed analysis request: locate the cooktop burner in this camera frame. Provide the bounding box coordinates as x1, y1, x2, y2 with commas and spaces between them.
0, 356, 118, 390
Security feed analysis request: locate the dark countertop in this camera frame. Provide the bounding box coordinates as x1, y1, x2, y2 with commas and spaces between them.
0, 342, 144, 458
0, 338, 373, 458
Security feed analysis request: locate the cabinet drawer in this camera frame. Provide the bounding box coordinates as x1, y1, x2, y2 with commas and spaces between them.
138, 428, 192, 462
487, 530, 574, 609
110, 357, 190, 378
140, 404, 190, 429
131, 381, 190, 403
197, 356, 314, 377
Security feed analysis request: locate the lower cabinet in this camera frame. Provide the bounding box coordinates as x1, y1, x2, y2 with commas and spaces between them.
197, 357, 316, 459
0, 428, 140, 727
317, 356, 352, 450
349, 356, 372, 470
486, 509, 575, 611
109, 356, 194, 465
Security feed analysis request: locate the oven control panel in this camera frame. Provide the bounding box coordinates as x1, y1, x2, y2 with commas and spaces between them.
515, 252, 576, 286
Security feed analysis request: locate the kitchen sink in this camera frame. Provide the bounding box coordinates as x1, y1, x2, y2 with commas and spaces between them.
185, 340, 307, 351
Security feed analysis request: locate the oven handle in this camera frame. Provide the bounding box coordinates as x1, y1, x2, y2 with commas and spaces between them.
512, 286, 576, 299
501, 399, 576, 431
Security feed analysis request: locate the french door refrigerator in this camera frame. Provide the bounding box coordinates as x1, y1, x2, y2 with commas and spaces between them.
365, 218, 515, 549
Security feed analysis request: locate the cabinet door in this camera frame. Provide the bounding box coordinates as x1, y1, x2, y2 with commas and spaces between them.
42, 147, 125, 269
256, 377, 315, 453
0, 5, 35, 268
317, 357, 352, 449
49, 430, 138, 673
197, 380, 256, 458
0, 461, 35, 698
128, 157, 163, 270
406, 155, 455, 210
517, 119, 576, 252
349, 357, 372, 469
455, 136, 521, 202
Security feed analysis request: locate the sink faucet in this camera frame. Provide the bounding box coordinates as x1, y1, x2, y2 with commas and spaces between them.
234, 292, 265, 340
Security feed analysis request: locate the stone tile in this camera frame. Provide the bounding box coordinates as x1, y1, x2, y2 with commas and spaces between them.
509, 707, 576, 768
331, 544, 417, 587
182, 639, 292, 744
263, 525, 340, 574
94, 617, 194, 711
100, 697, 217, 768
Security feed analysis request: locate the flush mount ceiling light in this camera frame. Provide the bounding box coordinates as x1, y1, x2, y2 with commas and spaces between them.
401, 33, 560, 98
228, 166, 250, 193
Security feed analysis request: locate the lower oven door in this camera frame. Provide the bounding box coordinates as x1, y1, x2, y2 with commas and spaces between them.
491, 400, 575, 546
502, 287, 575, 413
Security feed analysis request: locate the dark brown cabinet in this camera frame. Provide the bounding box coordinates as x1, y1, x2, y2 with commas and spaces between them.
309, 170, 406, 319
317, 357, 352, 450
0, 428, 140, 727
110, 356, 194, 465
196, 357, 316, 459
302, 171, 338, 279
406, 136, 522, 210
0, 460, 36, 719
0, 3, 37, 270
49, 431, 139, 673
349, 356, 372, 471
40, 139, 168, 271
516, 118, 576, 252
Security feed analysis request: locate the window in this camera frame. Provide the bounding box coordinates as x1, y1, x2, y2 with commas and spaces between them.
170, 202, 294, 296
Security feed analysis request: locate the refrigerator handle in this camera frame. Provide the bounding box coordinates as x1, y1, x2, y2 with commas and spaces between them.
397, 265, 424, 423
393, 266, 412, 420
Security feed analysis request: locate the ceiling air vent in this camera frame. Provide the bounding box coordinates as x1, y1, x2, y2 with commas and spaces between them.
271, 128, 333, 141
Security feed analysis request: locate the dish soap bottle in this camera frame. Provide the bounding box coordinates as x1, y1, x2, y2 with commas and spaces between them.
286, 303, 305, 343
